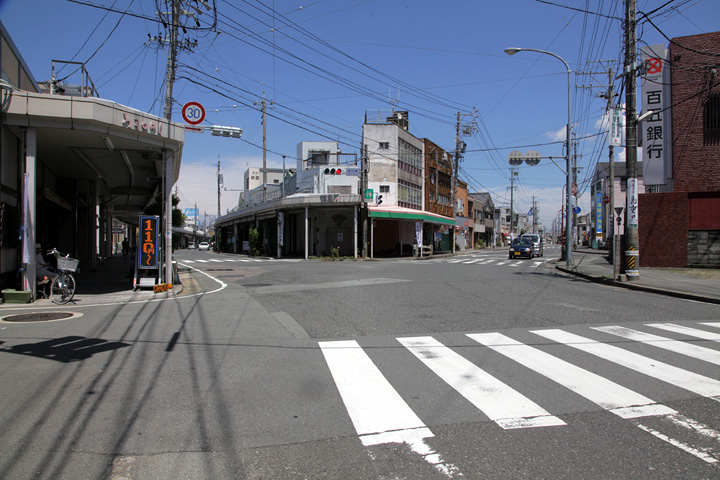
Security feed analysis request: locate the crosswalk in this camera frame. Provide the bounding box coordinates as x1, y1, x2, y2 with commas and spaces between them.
432, 255, 549, 269
320, 322, 720, 475
177, 257, 296, 264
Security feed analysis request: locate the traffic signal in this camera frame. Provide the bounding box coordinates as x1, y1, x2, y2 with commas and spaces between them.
376, 194, 383, 205
323, 167, 342, 175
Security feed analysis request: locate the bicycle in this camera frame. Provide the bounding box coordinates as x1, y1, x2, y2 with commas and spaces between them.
48, 248, 78, 304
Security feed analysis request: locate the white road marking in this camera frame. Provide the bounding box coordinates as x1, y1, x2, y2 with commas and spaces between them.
532, 329, 720, 400
468, 332, 675, 419
636, 422, 718, 464
648, 323, 720, 342
398, 336, 565, 429
593, 326, 720, 365
319, 340, 462, 478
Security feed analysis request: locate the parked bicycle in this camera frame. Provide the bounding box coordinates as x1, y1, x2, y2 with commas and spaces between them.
48, 248, 78, 304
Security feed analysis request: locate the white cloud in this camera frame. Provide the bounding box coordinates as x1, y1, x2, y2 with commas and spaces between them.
546, 126, 567, 142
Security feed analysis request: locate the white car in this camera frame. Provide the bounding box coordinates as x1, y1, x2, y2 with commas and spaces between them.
198, 242, 209, 251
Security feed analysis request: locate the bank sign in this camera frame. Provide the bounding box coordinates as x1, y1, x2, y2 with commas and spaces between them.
640, 44, 672, 186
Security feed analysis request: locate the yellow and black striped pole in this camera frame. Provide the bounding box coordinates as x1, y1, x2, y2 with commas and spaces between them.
625, 246, 639, 279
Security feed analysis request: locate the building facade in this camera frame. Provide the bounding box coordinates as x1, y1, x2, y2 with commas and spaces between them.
638, 31, 720, 267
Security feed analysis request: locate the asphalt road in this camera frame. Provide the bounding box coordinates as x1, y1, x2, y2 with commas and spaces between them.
1, 246, 719, 479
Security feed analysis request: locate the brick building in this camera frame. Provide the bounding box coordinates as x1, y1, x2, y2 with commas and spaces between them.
639, 31, 720, 267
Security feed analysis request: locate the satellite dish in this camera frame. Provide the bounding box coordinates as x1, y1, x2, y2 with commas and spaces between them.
524, 150, 541, 166
508, 150, 523, 166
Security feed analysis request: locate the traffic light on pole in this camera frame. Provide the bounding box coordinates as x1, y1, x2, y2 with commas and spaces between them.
376, 194, 383, 205
323, 167, 342, 175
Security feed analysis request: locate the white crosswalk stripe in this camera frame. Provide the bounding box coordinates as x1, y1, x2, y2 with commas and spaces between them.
320, 323, 720, 466
468, 332, 676, 419
399, 336, 564, 429
592, 325, 720, 366
532, 329, 720, 399
647, 323, 720, 342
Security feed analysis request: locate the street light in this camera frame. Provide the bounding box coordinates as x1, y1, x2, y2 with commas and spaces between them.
504, 47, 573, 267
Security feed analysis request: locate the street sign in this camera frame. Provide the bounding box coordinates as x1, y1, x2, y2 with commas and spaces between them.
602, 194, 609, 204
571, 183, 578, 195
614, 207, 624, 217
182, 101, 205, 125
573, 207, 581, 214
363, 188, 373, 202
138, 215, 159, 269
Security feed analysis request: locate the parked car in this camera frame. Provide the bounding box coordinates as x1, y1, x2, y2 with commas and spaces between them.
198, 242, 209, 251
521, 233, 543, 257
509, 237, 534, 259
188, 242, 196, 249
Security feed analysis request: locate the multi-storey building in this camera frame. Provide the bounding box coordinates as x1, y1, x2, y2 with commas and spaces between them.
362, 111, 454, 256
470, 192, 495, 248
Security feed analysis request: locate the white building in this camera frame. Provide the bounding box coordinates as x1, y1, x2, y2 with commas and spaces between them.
295, 141, 359, 195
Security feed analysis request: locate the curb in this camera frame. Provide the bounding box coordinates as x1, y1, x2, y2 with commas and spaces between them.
555, 265, 720, 305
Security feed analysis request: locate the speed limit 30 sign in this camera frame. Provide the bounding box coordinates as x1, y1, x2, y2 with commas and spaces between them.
182, 101, 206, 125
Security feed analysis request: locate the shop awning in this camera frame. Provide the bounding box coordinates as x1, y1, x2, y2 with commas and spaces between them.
369, 206, 455, 225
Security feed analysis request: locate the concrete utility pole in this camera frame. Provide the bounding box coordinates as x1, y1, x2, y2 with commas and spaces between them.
452, 110, 477, 253
508, 168, 518, 238
624, 0, 640, 280
162, 0, 179, 121
361, 144, 369, 258
532, 196, 538, 233
217, 155, 222, 219
256, 94, 273, 204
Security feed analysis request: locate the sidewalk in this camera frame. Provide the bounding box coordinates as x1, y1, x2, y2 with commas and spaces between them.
1, 254, 194, 308
555, 247, 720, 305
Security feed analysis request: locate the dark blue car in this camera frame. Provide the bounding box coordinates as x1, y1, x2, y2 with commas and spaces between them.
509, 237, 534, 259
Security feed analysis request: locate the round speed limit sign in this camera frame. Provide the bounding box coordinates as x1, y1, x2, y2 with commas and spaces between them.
182, 101, 205, 125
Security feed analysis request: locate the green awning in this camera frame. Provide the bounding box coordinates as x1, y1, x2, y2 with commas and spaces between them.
369, 207, 455, 225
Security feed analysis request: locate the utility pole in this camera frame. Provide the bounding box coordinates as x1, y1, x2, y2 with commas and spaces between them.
217, 155, 222, 219
508, 168, 518, 238
256, 93, 273, 204
532, 196, 538, 233
452, 110, 477, 253
361, 144, 369, 258
624, 0, 640, 280
600, 67, 622, 279
162, 0, 179, 121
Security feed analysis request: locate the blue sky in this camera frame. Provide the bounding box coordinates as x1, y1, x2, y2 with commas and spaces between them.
2, 0, 718, 229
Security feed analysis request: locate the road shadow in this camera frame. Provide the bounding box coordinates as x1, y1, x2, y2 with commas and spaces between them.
2, 336, 130, 362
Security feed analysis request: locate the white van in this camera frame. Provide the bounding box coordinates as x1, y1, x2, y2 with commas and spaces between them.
521, 233, 543, 257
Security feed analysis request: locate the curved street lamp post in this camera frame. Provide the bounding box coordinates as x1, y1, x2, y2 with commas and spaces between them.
504, 47, 573, 267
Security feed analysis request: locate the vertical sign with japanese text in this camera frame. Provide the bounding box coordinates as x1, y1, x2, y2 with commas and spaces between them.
609, 107, 623, 146
595, 192, 603, 237
627, 179, 639, 229
138, 215, 159, 269
640, 44, 671, 186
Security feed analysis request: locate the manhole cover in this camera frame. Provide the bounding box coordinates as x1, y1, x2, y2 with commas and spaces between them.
2, 312, 75, 323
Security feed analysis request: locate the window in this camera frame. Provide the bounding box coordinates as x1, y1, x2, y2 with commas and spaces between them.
704, 93, 720, 145
379, 185, 390, 193
379, 142, 389, 149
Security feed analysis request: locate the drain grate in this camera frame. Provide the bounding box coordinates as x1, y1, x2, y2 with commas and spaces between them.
2, 312, 74, 323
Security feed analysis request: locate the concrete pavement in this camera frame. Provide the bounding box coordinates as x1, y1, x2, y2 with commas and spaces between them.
554, 247, 720, 305
2, 248, 719, 308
